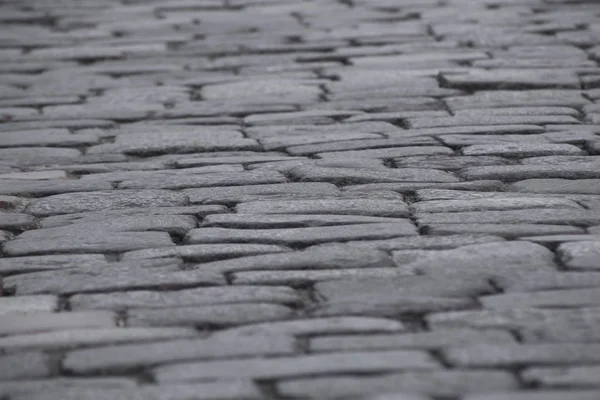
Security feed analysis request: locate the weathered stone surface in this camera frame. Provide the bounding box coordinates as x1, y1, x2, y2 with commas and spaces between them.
0, 351, 52, 381
481, 289, 600, 310
185, 223, 417, 247
0, 327, 198, 350
122, 243, 290, 262
183, 182, 339, 204
412, 197, 581, 213
3, 230, 175, 256
69, 286, 300, 311
460, 162, 600, 181
444, 343, 600, 367
522, 366, 600, 387
393, 241, 556, 275
126, 303, 293, 327
416, 209, 600, 226
0, 377, 137, 398
425, 224, 585, 238
26, 190, 189, 216
277, 371, 518, 399
557, 241, 600, 270
288, 165, 459, 184
188, 243, 396, 274
0, 254, 107, 276
231, 268, 405, 286
0, 311, 116, 336
462, 143, 583, 158
153, 350, 439, 382
0, 295, 58, 315
236, 199, 410, 217
310, 329, 514, 352
0, 212, 38, 230
9, 381, 263, 400
118, 170, 288, 190
63, 335, 296, 374
4, 262, 225, 295
462, 391, 600, 400
201, 213, 409, 228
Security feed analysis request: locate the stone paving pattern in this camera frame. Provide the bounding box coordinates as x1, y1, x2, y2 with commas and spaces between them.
1, 0, 600, 398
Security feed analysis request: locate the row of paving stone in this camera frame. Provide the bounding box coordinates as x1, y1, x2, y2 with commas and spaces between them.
2, 0, 600, 399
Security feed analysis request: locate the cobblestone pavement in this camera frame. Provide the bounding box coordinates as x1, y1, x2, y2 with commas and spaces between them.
2, 0, 600, 399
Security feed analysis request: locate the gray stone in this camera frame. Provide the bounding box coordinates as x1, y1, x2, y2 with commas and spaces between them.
221, 315, 406, 341
461, 162, 600, 181
201, 213, 410, 228
9, 381, 263, 400
444, 343, 600, 367
557, 241, 600, 270
70, 286, 300, 311
0, 147, 81, 166
0, 327, 198, 351
481, 288, 600, 310
440, 134, 548, 147
393, 241, 556, 275
416, 209, 600, 226
0, 254, 107, 276
519, 235, 600, 247
310, 329, 514, 352
4, 263, 225, 295
406, 115, 580, 129
63, 335, 296, 374
231, 268, 405, 286
201, 80, 322, 104
26, 190, 189, 217
0, 129, 98, 148
153, 350, 439, 382
413, 197, 582, 213
183, 182, 340, 204
441, 70, 580, 90
118, 170, 288, 190
0, 179, 113, 197
286, 137, 438, 156
343, 180, 504, 194
3, 230, 175, 256
277, 371, 518, 399
175, 154, 306, 167
445, 90, 590, 112
462, 143, 583, 158
495, 271, 600, 293
192, 243, 395, 274
126, 303, 292, 327
522, 366, 600, 387
0, 311, 116, 336
316, 146, 453, 159
0, 378, 137, 398
185, 223, 416, 247
345, 235, 505, 251
425, 224, 585, 238
0, 212, 37, 230
288, 165, 459, 184
0, 352, 52, 381
394, 155, 511, 170
0, 295, 58, 316
111, 129, 258, 156
236, 199, 410, 217
462, 391, 600, 400
122, 243, 290, 262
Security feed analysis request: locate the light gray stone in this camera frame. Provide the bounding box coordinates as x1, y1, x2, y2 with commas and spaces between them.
63, 335, 296, 374
236, 199, 410, 217
0, 254, 107, 276
69, 286, 300, 311
416, 209, 600, 226
26, 190, 189, 217
461, 162, 600, 181
481, 288, 600, 310
288, 165, 459, 184
122, 243, 290, 262
425, 224, 585, 238
187, 243, 396, 273
0, 377, 137, 398
277, 371, 518, 399
201, 213, 409, 228
522, 366, 600, 387
0, 311, 116, 336
557, 241, 600, 270
462, 143, 583, 158
153, 350, 439, 382
0, 212, 38, 230
0, 352, 52, 381
0, 295, 58, 316
185, 222, 417, 247
412, 197, 582, 213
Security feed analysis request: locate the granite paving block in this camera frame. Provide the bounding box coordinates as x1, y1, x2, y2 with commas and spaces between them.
153, 350, 439, 382
277, 371, 518, 399
69, 286, 300, 311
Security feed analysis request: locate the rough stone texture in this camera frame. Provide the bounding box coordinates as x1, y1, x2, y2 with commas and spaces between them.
2, 1, 600, 398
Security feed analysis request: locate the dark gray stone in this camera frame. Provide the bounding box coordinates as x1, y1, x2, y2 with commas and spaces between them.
460, 162, 600, 181
0, 212, 38, 230
0, 351, 52, 381
481, 288, 600, 310
0, 179, 113, 197
441, 70, 580, 90
288, 165, 459, 184
509, 179, 600, 194
522, 366, 600, 388
445, 90, 590, 112
394, 155, 512, 170
0, 254, 107, 276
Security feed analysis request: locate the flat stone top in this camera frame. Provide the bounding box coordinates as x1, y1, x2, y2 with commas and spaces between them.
1, 0, 600, 399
